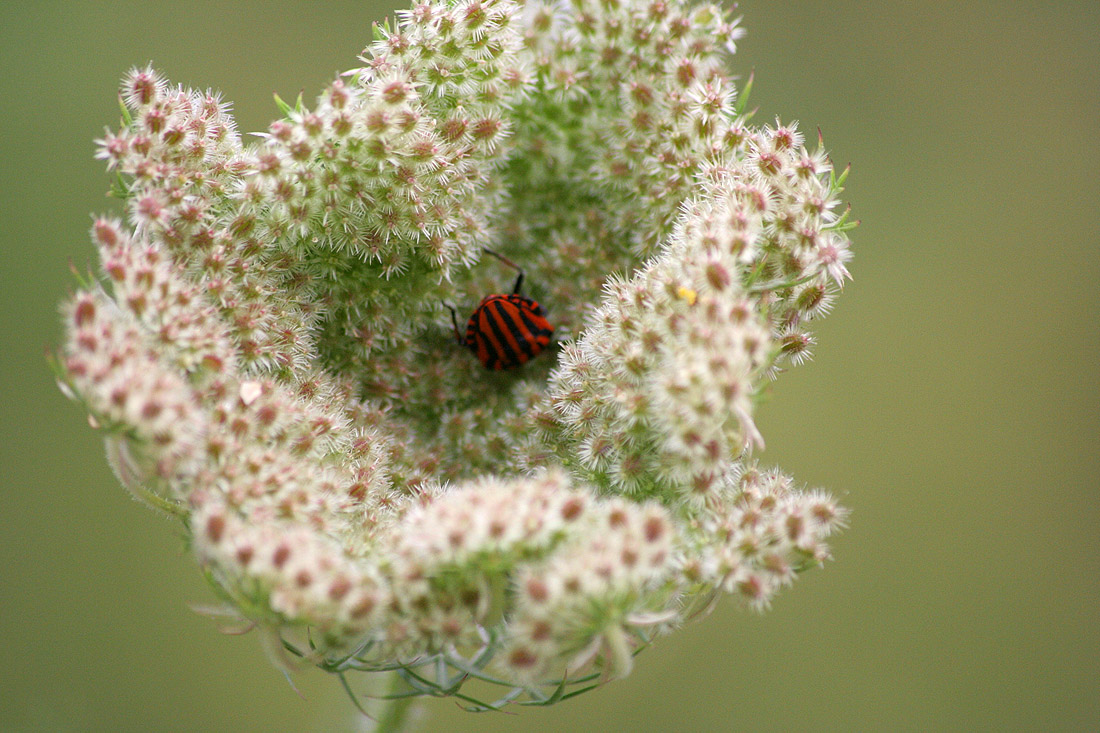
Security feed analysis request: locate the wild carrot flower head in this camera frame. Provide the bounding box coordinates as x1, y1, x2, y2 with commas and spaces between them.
59, 0, 853, 707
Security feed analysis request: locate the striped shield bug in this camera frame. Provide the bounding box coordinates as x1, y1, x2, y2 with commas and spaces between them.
448, 249, 554, 370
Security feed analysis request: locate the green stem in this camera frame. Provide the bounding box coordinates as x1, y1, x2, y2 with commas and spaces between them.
374, 672, 419, 733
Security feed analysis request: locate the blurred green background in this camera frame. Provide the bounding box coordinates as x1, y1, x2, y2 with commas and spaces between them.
2, 1, 1097, 730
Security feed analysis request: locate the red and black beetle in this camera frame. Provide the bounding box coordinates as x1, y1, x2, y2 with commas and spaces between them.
449, 249, 554, 370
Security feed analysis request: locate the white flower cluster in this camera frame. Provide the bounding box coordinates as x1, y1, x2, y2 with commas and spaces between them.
235, 0, 536, 379
387, 471, 589, 568
58, 0, 854, 706
193, 498, 391, 640
503, 497, 677, 682
511, 0, 746, 254
63, 290, 205, 487
686, 465, 848, 610
540, 254, 771, 502
92, 219, 235, 376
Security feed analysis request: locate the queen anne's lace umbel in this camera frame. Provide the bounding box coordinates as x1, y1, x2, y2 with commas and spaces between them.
59, 0, 853, 705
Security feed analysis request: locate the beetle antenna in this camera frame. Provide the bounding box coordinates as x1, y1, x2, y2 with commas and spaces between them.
442, 301, 463, 344
481, 247, 524, 294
